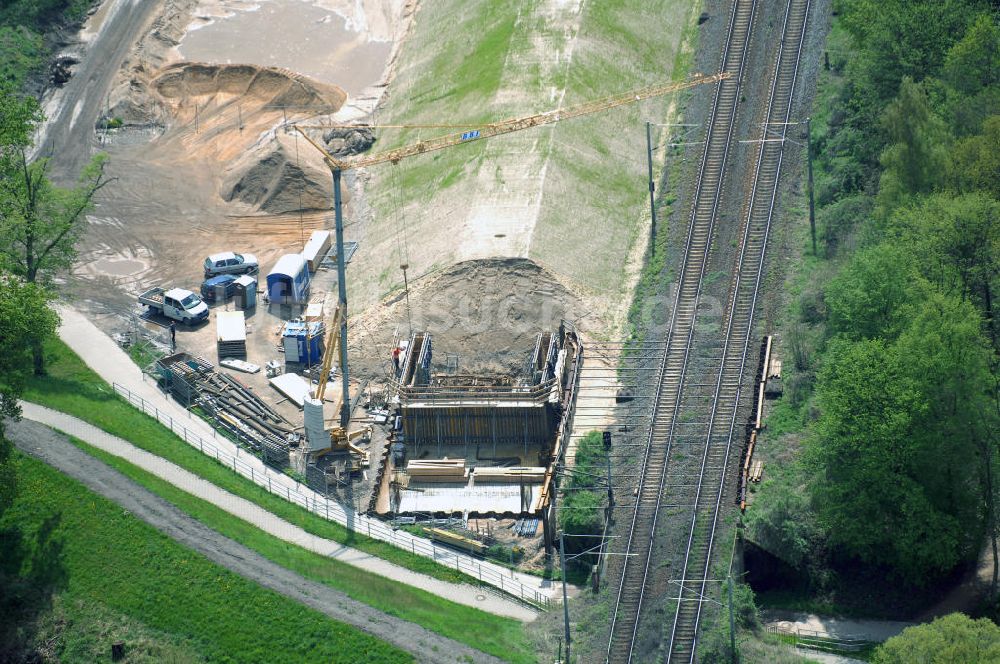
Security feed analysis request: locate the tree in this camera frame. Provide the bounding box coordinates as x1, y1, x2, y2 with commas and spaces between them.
943, 14, 1000, 97
824, 244, 925, 341
0, 274, 58, 515
895, 292, 995, 572
838, 0, 985, 156
889, 193, 1000, 346
805, 339, 965, 579
873, 613, 1000, 664
950, 116, 1000, 199
0, 85, 108, 373
877, 78, 951, 216
839, 0, 983, 102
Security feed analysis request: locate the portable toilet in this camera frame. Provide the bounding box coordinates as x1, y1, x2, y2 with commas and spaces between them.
266, 254, 310, 304
233, 274, 257, 310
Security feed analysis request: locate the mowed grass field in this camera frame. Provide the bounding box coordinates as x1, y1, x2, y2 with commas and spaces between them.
0, 452, 409, 663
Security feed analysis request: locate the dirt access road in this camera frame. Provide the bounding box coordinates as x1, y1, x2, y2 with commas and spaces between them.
7, 418, 504, 664
39, 0, 162, 183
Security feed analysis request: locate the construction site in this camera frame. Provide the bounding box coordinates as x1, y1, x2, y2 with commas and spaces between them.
21, 0, 838, 660
50, 0, 733, 580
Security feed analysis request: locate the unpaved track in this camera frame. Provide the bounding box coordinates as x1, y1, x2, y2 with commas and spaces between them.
41, 0, 164, 183
7, 418, 504, 664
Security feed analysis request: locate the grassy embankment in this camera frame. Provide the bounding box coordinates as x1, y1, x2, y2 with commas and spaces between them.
23, 338, 477, 586
353, 0, 696, 331
65, 434, 535, 663
1, 452, 409, 663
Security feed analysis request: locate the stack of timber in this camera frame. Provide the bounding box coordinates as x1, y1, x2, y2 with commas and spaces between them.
406, 458, 467, 483
425, 527, 487, 555
473, 466, 546, 484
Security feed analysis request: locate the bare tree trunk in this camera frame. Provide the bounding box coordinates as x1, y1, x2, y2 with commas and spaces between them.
32, 340, 45, 376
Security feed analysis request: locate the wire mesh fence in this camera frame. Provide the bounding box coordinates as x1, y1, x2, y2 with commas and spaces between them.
112, 382, 551, 609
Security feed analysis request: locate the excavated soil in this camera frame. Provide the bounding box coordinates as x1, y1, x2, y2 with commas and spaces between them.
350, 257, 586, 377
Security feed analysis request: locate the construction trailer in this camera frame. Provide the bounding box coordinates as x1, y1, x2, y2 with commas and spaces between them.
301, 230, 332, 273
266, 254, 311, 304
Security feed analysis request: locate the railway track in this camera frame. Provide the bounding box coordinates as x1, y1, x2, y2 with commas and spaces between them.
606, 0, 811, 660
605, 0, 758, 661
666, 0, 810, 660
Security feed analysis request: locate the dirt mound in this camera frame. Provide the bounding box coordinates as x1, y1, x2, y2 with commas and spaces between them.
152, 62, 346, 111
221, 133, 332, 214
324, 126, 377, 156
351, 257, 585, 377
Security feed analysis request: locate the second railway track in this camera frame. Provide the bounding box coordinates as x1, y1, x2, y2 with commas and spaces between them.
606, 0, 811, 661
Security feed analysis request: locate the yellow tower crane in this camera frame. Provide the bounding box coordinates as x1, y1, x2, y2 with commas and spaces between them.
294, 71, 729, 444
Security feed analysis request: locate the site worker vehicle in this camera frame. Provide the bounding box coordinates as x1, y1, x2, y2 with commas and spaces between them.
204, 251, 259, 277
138, 287, 209, 324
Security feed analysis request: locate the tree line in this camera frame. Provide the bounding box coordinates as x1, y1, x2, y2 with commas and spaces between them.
1, 56, 105, 574
748, 0, 1000, 604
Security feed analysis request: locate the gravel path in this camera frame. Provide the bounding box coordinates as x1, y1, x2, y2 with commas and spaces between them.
8, 418, 505, 664
39, 0, 163, 182
19, 400, 534, 621
761, 610, 916, 642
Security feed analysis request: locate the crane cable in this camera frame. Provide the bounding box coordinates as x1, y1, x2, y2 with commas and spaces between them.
292, 121, 306, 247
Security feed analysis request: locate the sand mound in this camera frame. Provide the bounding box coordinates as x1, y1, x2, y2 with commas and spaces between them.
221, 133, 332, 214
152, 62, 346, 111
351, 257, 585, 376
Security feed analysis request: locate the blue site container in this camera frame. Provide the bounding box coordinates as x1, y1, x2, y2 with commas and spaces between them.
282, 321, 324, 364
266, 254, 310, 304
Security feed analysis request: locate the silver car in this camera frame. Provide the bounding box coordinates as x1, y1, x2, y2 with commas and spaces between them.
204, 251, 259, 277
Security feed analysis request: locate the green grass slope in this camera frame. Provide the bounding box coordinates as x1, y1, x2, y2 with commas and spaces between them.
0, 452, 409, 663
352, 0, 702, 332
68, 435, 534, 664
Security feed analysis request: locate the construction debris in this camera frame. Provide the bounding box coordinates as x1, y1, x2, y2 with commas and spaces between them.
155, 353, 292, 464
220, 358, 260, 373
